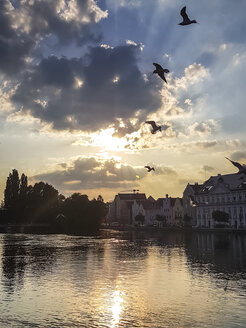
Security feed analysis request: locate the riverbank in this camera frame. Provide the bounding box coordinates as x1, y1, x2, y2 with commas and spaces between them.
103, 225, 246, 233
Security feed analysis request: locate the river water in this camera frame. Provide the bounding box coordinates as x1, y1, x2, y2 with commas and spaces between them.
0, 230, 246, 328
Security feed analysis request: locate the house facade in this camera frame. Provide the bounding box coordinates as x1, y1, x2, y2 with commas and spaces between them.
160, 195, 184, 226
132, 197, 162, 226
108, 193, 146, 225
183, 173, 246, 229
183, 183, 202, 226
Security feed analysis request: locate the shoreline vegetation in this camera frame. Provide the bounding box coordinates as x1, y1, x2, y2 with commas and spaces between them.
1, 169, 107, 234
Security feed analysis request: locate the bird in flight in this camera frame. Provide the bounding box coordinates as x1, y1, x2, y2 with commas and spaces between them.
153, 63, 169, 83
179, 6, 198, 26
145, 166, 155, 172
225, 157, 246, 175
145, 121, 162, 134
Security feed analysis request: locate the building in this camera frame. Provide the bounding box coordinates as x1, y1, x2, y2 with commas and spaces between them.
159, 195, 184, 226
108, 193, 146, 225
183, 173, 246, 229
132, 197, 162, 226
183, 182, 202, 226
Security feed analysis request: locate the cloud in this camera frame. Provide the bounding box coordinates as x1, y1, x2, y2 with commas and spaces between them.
230, 151, 246, 162
33, 156, 142, 191
168, 138, 242, 154
202, 165, 214, 172
0, 0, 107, 77
188, 119, 218, 136
10, 0, 107, 45
12, 44, 162, 132
32, 155, 179, 195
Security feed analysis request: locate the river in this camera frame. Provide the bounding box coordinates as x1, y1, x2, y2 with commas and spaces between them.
0, 230, 246, 327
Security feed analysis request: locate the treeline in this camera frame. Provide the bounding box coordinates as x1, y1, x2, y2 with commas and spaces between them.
2, 169, 107, 233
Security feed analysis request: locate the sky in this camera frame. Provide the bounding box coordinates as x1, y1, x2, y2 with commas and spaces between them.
0, 0, 246, 202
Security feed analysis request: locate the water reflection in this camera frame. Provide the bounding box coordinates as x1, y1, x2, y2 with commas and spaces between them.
0, 231, 246, 327
110, 290, 123, 328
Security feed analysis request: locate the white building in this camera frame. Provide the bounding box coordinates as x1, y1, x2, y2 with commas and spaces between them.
183, 173, 246, 229
159, 195, 184, 226
132, 197, 162, 226
132, 195, 184, 227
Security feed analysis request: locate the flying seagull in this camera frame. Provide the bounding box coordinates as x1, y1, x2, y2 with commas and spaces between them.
145, 121, 162, 134
225, 157, 246, 175
153, 63, 169, 83
145, 166, 155, 172
179, 6, 198, 26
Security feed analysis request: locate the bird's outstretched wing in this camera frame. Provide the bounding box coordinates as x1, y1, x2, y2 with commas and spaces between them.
180, 6, 189, 21
225, 157, 243, 170
158, 73, 167, 83
153, 63, 163, 70
145, 121, 157, 129
162, 124, 170, 131
145, 166, 151, 170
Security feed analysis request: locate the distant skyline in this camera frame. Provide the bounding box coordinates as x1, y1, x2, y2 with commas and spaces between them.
0, 0, 246, 202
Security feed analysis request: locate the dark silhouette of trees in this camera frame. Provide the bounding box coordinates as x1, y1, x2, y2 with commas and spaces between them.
2, 169, 107, 234
135, 214, 145, 226
212, 210, 230, 228
4, 169, 20, 222
60, 193, 107, 233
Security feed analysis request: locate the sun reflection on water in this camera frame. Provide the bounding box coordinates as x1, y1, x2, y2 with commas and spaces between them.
110, 290, 123, 328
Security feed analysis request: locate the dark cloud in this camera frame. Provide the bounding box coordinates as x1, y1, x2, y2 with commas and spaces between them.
33, 157, 178, 193
12, 0, 106, 46
12, 45, 161, 132
0, 1, 34, 75
33, 157, 143, 191
0, 0, 107, 76
231, 151, 246, 162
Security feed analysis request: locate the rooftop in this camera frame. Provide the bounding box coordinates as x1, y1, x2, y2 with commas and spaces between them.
198, 173, 246, 194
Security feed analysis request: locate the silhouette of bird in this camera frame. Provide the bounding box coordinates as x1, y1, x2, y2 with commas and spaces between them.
145, 166, 155, 172
179, 6, 198, 26
225, 157, 246, 175
153, 63, 169, 83
145, 121, 162, 134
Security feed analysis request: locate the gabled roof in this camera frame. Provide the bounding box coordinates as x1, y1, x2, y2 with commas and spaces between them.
198, 173, 246, 194
117, 193, 146, 200
134, 198, 162, 210
170, 198, 177, 207
189, 183, 203, 193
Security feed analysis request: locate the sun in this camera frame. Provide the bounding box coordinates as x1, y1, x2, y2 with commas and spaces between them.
92, 128, 128, 151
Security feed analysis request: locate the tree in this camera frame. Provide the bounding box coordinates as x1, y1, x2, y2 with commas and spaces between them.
62, 193, 104, 233
212, 210, 229, 228
28, 182, 59, 223
4, 169, 20, 209
212, 210, 229, 222
156, 214, 165, 221
135, 214, 145, 226
97, 195, 104, 202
